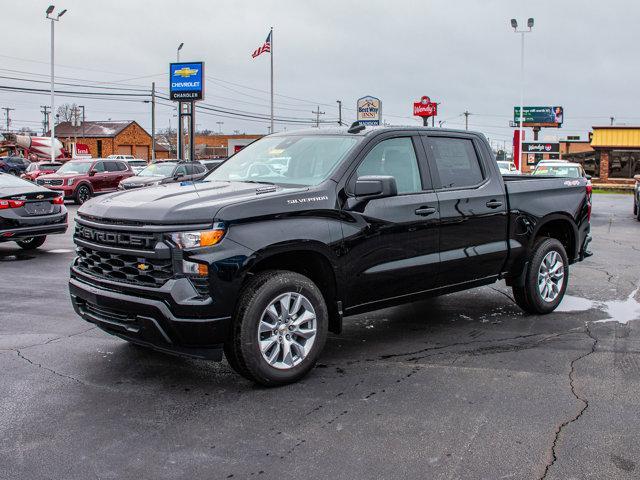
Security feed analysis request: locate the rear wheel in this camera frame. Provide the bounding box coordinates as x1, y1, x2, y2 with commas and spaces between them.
512, 238, 569, 314
16, 236, 47, 250
74, 185, 91, 205
224, 270, 328, 386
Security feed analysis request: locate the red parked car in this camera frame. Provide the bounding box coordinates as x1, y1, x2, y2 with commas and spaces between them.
21, 161, 63, 181
36, 158, 134, 204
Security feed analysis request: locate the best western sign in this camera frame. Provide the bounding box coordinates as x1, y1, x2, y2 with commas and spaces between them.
522, 142, 560, 154
357, 96, 381, 125
169, 62, 205, 101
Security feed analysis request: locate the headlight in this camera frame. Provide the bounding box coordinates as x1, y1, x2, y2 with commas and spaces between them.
169, 225, 225, 249
118, 183, 124, 190
67, 178, 75, 186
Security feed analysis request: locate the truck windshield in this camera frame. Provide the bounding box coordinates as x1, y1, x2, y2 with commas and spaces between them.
533, 165, 582, 178
203, 135, 359, 186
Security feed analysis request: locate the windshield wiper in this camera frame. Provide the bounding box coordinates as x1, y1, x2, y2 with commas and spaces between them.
242, 180, 277, 185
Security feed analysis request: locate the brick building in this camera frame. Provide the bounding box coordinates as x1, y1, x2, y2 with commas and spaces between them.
195, 134, 263, 158
50, 120, 170, 160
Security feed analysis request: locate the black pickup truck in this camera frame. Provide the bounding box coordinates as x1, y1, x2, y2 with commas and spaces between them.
69, 126, 592, 386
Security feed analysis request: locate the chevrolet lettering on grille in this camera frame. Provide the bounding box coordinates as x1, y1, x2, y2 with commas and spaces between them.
76, 225, 155, 249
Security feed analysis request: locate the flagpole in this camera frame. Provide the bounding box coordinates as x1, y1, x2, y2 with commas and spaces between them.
270, 26, 274, 134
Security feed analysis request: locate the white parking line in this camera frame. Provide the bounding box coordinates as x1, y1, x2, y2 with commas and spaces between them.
47, 249, 74, 254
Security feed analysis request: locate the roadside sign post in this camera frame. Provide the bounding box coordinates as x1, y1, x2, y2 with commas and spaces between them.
413, 96, 438, 126
170, 62, 204, 161
357, 96, 382, 126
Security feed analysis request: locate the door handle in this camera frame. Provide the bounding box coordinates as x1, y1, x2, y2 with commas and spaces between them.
486, 200, 503, 209
415, 206, 437, 216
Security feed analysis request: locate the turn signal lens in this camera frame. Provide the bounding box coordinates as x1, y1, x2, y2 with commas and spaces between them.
182, 260, 209, 276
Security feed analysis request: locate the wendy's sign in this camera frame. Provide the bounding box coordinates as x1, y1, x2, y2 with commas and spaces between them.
413, 96, 438, 117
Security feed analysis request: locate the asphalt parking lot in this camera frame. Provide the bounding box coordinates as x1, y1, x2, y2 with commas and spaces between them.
1, 193, 639, 480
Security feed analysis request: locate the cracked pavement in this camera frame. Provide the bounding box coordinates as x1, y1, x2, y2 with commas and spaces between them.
1, 194, 639, 480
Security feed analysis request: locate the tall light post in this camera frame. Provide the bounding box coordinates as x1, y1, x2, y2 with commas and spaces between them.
46, 5, 66, 161
511, 17, 533, 172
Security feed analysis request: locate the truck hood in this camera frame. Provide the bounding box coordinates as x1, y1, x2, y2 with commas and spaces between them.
78, 180, 306, 225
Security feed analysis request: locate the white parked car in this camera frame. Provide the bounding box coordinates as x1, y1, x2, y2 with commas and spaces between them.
108, 155, 147, 174
497, 160, 520, 175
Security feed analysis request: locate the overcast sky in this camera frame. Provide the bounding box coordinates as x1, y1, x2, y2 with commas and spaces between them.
2, 0, 639, 150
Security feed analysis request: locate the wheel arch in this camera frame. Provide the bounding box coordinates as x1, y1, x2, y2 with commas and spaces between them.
244, 245, 342, 334
530, 213, 579, 263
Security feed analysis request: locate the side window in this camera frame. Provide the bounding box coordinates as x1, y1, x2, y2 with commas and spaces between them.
175, 165, 187, 176
92, 161, 106, 172
104, 161, 119, 172
185, 164, 195, 175
195, 164, 205, 174
428, 137, 484, 189
355, 137, 422, 194
117, 162, 128, 171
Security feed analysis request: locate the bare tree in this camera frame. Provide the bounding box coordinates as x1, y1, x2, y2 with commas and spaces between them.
56, 103, 78, 123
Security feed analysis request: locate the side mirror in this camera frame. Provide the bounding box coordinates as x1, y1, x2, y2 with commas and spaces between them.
354, 175, 397, 199
585, 174, 592, 180
88, 170, 96, 176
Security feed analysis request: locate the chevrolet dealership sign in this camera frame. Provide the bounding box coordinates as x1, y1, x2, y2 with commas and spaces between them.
169, 62, 204, 101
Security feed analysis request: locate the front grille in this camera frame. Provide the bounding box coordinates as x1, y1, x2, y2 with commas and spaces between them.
76, 245, 173, 287
37, 179, 63, 186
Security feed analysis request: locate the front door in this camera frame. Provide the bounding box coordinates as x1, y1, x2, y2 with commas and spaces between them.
341, 135, 440, 309
422, 133, 508, 285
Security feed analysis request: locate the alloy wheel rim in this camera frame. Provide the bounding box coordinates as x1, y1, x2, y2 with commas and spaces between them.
79, 187, 89, 203
538, 250, 565, 302
258, 292, 317, 370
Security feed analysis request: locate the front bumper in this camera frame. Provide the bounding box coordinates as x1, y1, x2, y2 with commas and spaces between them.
69, 269, 231, 360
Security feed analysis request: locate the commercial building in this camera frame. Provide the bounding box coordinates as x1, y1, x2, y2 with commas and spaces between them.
588, 126, 640, 183
51, 120, 170, 160
195, 134, 263, 158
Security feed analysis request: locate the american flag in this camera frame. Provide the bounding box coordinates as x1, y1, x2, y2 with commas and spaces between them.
252, 31, 272, 58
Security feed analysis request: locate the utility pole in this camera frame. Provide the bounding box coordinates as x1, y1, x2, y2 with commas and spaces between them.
510, 17, 534, 173
610, 116, 615, 126
336, 100, 343, 126
41, 105, 50, 135
438, 120, 446, 128
151, 82, 156, 162
463, 110, 470, 130
2, 107, 15, 132
312, 106, 325, 128
216, 121, 224, 134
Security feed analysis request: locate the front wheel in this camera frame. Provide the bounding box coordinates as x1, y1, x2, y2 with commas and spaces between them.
224, 270, 328, 386
16, 236, 47, 250
513, 238, 569, 314
74, 185, 91, 205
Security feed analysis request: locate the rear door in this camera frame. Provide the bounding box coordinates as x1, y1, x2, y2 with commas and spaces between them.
341, 133, 440, 308
422, 133, 508, 285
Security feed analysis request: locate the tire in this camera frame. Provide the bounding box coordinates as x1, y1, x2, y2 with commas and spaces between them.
512, 238, 569, 314
224, 270, 329, 387
16, 235, 47, 250
74, 184, 91, 205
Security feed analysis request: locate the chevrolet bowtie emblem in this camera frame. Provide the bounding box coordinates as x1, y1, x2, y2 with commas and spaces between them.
174, 67, 198, 78
36, 194, 44, 199
137, 263, 150, 271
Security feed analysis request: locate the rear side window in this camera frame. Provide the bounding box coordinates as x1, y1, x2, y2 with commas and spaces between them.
427, 137, 484, 189
116, 162, 128, 171
104, 161, 119, 172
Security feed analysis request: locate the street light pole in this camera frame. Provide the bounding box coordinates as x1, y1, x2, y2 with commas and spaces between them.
511, 17, 533, 173
46, 5, 66, 162
176, 43, 183, 159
